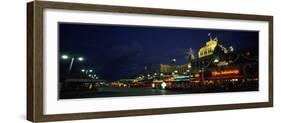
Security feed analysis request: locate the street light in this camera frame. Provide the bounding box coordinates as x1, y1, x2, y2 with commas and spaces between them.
78, 57, 84, 61
161, 82, 167, 89
229, 46, 234, 52
61, 54, 84, 72
214, 58, 219, 63
188, 63, 192, 69
187, 64, 192, 82
61, 55, 69, 59
81, 69, 85, 72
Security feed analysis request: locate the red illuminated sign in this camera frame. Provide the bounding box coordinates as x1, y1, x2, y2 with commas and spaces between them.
212, 69, 239, 76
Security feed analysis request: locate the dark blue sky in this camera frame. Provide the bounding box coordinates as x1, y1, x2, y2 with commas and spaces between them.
59, 23, 258, 81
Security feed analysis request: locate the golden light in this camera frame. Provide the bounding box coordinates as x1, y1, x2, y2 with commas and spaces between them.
195, 73, 200, 78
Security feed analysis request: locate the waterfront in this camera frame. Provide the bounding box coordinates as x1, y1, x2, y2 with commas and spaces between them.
59, 23, 259, 99
60, 80, 258, 99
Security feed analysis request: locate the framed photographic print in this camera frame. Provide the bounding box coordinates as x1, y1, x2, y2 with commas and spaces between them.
27, 0, 273, 122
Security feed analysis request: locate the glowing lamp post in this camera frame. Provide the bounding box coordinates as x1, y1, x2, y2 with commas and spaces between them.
161, 82, 167, 89
81, 69, 85, 72
187, 63, 192, 81
214, 58, 219, 64
61, 54, 84, 72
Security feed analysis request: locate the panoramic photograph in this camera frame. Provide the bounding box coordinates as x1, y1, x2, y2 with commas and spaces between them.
58, 23, 259, 99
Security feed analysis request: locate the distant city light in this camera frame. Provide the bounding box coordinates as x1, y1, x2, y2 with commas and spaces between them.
89, 84, 92, 89
188, 64, 192, 68
161, 82, 167, 89
214, 58, 219, 63
81, 69, 85, 72
89, 69, 93, 72
195, 73, 200, 78
229, 46, 234, 52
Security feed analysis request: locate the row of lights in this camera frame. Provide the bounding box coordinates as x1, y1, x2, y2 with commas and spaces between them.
61, 54, 84, 61
81, 69, 99, 80
141, 69, 192, 79
61, 54, 99, 80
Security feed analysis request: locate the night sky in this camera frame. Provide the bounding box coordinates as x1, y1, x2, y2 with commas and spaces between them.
59, 23, 258, 81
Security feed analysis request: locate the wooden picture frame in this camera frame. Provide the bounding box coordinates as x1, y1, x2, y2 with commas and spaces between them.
27, 1, 273, 122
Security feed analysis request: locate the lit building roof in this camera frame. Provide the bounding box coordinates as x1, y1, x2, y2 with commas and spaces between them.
198, 37, 218, 58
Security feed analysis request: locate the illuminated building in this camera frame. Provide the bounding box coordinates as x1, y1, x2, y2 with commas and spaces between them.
159, 64, 189, 74
129, 33, 258, 91
198, 37, 218, 58
194, 33, 258, 85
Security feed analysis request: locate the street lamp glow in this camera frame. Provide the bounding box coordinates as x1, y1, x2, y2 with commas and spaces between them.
188, 64, 192, 68
81, 69, 85, 72
61, 55, 69, 59
172, 58, 176, 62
161, 82, 167, 89
89, 69, 93, 72
229, 46, 234, 52
77, 57, 84, 61
152, 83, 155, 88
214, 58, 219, 63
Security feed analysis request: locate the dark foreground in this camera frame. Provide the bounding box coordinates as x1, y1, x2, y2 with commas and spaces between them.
60, 84, 258, 99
